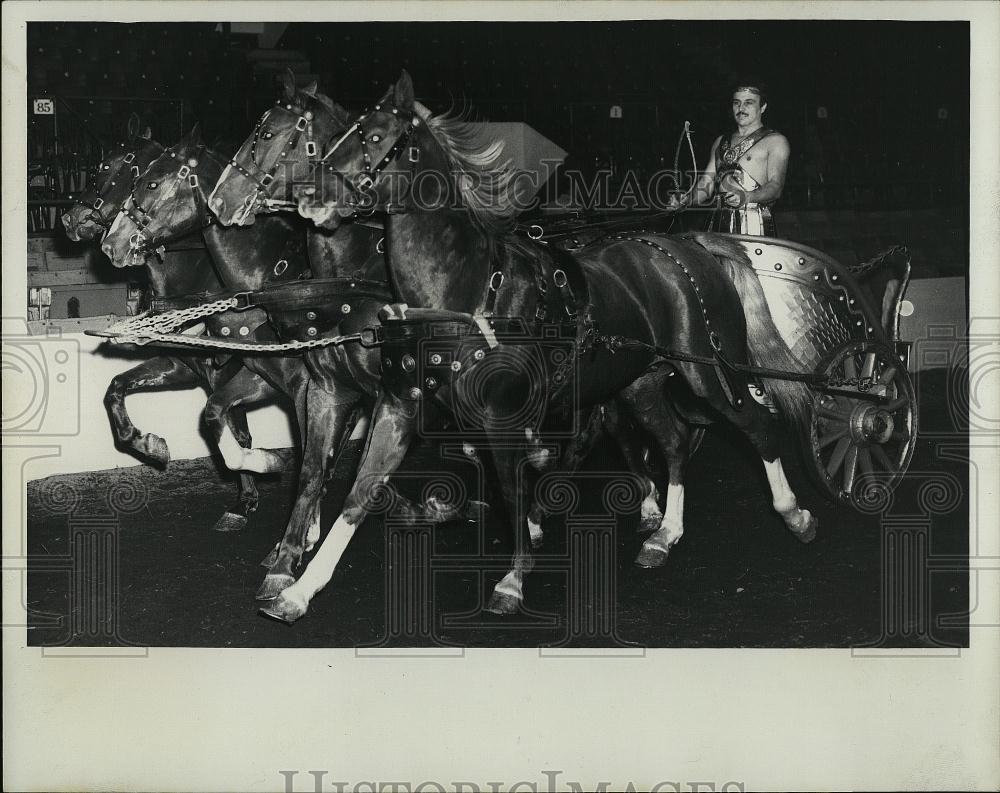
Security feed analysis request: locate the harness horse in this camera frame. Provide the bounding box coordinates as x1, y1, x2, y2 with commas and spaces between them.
92, 71, 916, 628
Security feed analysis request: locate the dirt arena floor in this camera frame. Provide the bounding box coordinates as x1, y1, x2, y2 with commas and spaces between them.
26, 368, 969, 648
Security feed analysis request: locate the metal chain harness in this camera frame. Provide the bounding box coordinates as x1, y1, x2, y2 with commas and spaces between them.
95, 298, 379, 353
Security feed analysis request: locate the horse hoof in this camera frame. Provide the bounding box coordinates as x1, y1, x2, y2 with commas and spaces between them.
634, 544, 669, 568
791, 512, 818, 544
256, 573, 295, 601
637, 513, 663, 534
211, 511, 247, 533
485, 590, 522, 616
258, 591, 308, 624
141, 434, 170, 466
259, 545, 279, 568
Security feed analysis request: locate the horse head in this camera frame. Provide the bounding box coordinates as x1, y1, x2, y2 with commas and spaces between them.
62, 127, 162, 241
292, 71, 431, 231
294, 71, 514, 237
102, 124, 223, 268
208, 69, 351, 227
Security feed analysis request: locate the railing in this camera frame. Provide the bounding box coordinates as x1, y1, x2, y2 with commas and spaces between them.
28, 94, 185, 231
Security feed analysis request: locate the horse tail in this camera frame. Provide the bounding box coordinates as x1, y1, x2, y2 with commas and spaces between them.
679, 232, 813, 430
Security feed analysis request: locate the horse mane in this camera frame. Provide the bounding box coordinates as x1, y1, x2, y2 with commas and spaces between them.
423, 109, 519, 237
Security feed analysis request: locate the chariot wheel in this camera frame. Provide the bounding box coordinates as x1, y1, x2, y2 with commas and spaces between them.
804, 340, 917, 509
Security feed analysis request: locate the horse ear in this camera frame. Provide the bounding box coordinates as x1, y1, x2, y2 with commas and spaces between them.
127, 112, 141, 140
188, 123, 202, 145
140, 126, 152, 140
303, 80, 318, 96
283, 68, 297, 101
393, 70, 415, 110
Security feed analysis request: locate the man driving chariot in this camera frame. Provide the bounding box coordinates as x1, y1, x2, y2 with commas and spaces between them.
677, 81, 791, 236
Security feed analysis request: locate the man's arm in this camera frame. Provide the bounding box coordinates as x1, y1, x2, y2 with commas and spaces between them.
746, 133, 790, 205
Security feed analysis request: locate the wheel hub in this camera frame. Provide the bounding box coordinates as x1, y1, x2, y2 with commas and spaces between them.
850, 403, 895, 445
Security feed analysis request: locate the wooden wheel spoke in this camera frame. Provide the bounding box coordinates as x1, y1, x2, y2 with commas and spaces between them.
861, 351, 877, 380
826, 437, 851, 477
879, 365, 898, 386
819, 427, 849, 449
883, 396, 909, 412
818, 404, 851, 421
842, 445, 859, 494
844, 355, 858, 380
858, 447, 875, 480
871, 444, 899, 473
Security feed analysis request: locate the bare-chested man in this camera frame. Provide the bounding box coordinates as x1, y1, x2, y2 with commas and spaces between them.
678, 82, 790, 236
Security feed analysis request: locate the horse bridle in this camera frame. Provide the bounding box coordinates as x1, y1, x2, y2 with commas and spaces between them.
73, 140, 163, 230
228, 96, 333, 219
121, 146, 219, 260
318, 100, 422, 216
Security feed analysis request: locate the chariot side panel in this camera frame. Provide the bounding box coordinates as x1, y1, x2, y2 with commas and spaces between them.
727, 235, 886, 370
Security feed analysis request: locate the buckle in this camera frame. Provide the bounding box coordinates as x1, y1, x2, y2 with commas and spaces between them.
355, 174, 374, 191
177, 165, 191, 179
261, 173, 274, 187
305, 141, 317, 157
408, 146, 420, 163
93, 197, 104, 209
231, 291, 254, 310
188, 174, 199, 188
528, 224, 544, 240
131, 165, 140, 178
124, 152, 135, 163
489, 271, 505, 291
359, 326, 383, 347
553, 269, 568, 288
295, 116, 308, 132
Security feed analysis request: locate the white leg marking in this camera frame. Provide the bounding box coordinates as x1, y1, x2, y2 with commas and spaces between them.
217, 426, 284, 474
348, 414, 370, 442
642, 483, 685, 553
527, 516, 544, 546
762, 458, 814, 533
493, 569, 524, 601
280, 513, 358, 608
305, 506, 321, 552
217, 426, 247, 470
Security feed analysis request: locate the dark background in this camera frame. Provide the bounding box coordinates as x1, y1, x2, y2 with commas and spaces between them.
27, 20, 969, 212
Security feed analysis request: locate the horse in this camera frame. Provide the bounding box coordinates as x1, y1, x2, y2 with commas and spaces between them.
209, 74, 682, 622
99, 124, 372, 576
259, 71, 818, 624
62, 127, 281, 532
99, 117, 489, 603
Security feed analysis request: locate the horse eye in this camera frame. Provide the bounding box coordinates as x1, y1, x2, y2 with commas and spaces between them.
102, 164, 110, 170
147, 181, 159, 189
370, 134, 382, 143
263, 131, 273, 139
